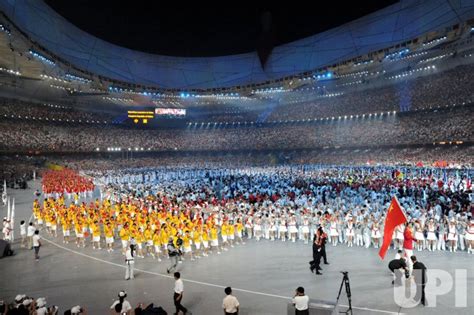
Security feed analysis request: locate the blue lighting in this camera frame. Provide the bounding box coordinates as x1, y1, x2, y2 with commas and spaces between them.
29, 50, 56, 66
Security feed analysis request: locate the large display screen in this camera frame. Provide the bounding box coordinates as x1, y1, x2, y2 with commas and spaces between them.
155, 108, 186, 116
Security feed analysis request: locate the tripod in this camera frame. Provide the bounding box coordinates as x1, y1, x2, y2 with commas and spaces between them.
336, 271, 353, 315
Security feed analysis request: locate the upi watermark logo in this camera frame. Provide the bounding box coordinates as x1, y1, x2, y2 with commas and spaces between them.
393, 269, 468, 308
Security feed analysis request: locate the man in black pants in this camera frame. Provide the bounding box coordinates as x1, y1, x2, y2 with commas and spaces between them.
388, 257, 408, 286
173, 272, 189, 314
411, 256, 427, 306
309, 229, 323, 275
320, 227, 329, 265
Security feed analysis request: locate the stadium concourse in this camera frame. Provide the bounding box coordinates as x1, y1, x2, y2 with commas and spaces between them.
0, 0, 474, 314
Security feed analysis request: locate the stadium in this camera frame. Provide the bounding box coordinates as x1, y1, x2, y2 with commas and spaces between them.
0, 0, 473, 314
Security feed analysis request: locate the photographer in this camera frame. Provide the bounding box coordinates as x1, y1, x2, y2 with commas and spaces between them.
388, 257, 408, 286
166, 237, 180, 274
292, 287, 309, 315
64, 305, 87, 315
110, 291, 132, 315
176, 234, 184, 263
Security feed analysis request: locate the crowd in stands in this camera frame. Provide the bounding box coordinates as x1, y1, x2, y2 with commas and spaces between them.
266, 63, 474, 121
0, 106, 471, 153
186, 63, 474, 124
0, 98, 112, 123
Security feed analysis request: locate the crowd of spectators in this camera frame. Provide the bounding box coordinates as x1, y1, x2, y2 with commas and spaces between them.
0, 105, 471, 153
0, 98, 112, 123
266, 63, 474, 121
186, 62, 474, 123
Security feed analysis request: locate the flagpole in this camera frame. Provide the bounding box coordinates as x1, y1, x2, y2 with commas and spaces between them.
7, 197, 11, 220
11, 197, 15, 241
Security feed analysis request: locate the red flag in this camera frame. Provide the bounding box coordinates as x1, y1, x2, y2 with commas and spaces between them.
378, 196, 407, 259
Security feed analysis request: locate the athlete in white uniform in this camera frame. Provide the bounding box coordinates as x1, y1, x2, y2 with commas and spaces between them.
466, 220, 474, 254
426, 219, 437, 251
346, 219, 355, 247
447, 220, 458, 252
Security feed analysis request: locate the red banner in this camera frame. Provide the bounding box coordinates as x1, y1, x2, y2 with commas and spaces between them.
379, 196, 407, 259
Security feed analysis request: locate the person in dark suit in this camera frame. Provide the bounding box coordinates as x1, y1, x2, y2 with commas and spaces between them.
309, 228, 323, 275
319, 226, 329, 264
411, 256, 427, 306
388, 257, 408, 286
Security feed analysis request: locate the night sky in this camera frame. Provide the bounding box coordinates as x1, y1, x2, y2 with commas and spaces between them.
45, 1, 398, 57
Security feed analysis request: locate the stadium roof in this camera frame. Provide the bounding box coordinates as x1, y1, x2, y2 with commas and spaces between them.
1, 0, 474, 89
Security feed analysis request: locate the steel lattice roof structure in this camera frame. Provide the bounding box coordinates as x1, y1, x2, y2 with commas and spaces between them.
1, 0, 474, 90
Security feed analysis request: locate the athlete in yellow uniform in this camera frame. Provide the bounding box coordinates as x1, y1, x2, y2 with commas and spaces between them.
210, 225, 220, 254
144, 227, 154, 257
221, 221, 229, 251
104, 222, 115, 252
152, 229, 162, 261
119, 224, 130, 254
91, 221, 102, 249
228, 221, 235, 247
182, 230, 194, 261
192, 226, 202, 258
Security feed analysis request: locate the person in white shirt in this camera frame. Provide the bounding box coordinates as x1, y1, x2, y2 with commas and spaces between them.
35, 298, 48, 315
173, 272, 189, 315
125, 244, 135, 280
20, 220, 27, 248
292, 287, 309, 315
110, 291, 132, 315
222, 287, 239, 315
32, 230, 41, 261
395, 249, 402, 260
2, 218, 11, 241
27, 222, 36, 249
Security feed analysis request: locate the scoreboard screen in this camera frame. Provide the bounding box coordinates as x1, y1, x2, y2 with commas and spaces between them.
127, 110, 154, 124
127, 110, 154, 119
155, 108, 186, 116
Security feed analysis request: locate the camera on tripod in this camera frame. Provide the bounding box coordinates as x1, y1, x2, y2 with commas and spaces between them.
336, 271, 352, 314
